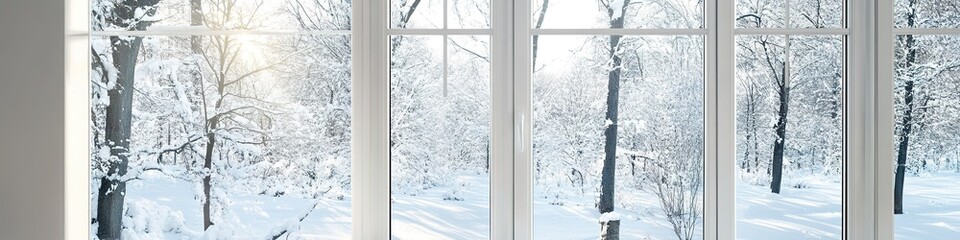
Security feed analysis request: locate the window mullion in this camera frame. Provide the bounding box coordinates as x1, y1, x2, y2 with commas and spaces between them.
876, 0, 896, 239
490, 0, 517, 239
717, 0, 737, 239
705, 0, 720, 239
845, 0, 877, 239
512, 0, 533, 239
352, 0, 391, 238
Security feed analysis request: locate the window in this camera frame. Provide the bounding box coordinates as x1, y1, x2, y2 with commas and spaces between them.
88, 1, 352, 239
72, 0, 958, 239
388, 0, 492, 238
525, 1, 706, 239
734, 0, 847, 239
884, 0, 960, 239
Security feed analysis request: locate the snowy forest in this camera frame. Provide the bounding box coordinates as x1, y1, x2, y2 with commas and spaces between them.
88, 0, 958, 239
90, 0, 352, 239
735, 0, 845, 238
734, 0, 960, 239
891, 0, 960, 238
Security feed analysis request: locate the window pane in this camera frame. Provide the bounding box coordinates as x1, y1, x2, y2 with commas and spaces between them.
531, 1, 704, 29
736, 0, 786, 28
90, 34, 352, 239
391, 0, 444, 28
91, 0, 351, 31
893, 35, 960, 239
390, 35, 492, 239
532, 35, 704, 239
450, 0, 490, 29
895, 0, 960, 28
737, 0, 843, 29
789, 0, 843, 28
390, 0, 490, 29
734, 35, 844, 239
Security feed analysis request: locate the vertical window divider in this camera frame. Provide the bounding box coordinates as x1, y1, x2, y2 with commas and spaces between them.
353, 0, 391, 238
717, 0, 737, 239
65, 0, 90, 239
491, 0, 518, 238
846, 0, 876, 238
705, 0, 719, 239
511, 0, 533, 239
876, 0, 896, 239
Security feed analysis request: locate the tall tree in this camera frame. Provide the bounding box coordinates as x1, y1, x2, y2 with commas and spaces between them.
737, 75, 764, 173
894, 0, 919, 215
769, 49, 789, 194
736, 33, 788, 193
196, 0, 277, 229
93, 1, 161, 239
599, 0, 630, 239
191, 0, 203, 53
531, 0, 550, 70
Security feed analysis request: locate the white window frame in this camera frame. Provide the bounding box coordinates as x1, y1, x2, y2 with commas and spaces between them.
65, 0, 90, 239
511, 1, 716, 240
729, 0, 864, 239
718, 0, 874, 239
875, 0, 960, 239
60, 0, 892, 239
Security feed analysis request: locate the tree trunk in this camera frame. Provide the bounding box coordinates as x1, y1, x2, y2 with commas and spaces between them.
94, 2, 161, 238
743, 134, 752, 171
202, 82, 224, 230
96, 36, 144, 240
600, 219, 620, 240
598, 23, 622, 218
753, 127, 760, 173
600, 1, 629, 239
203, 122, 217, 229
894, 73, 914, 215
894, 0, 918, 215
894, 45, 917, 215
771, 64, 789, 194
191, 0, 203, 53
531, 0, 550, 69
486, 141, 491, 173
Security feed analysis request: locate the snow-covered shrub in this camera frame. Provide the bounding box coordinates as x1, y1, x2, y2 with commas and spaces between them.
442, 177, 471, 201
121, 199, 186, 240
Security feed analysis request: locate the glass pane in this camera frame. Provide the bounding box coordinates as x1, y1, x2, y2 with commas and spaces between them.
531, 0, 704, 29
736, 0, 786, 28
734, 35, 844, 239
90, 34, 352, 239
390, 35, 491, 239
391, 0, 444, 28
893, 35, 960, 239
90, 0, 351, 31
895, 0, 960, 28
789, 0, 844, 28
532, 35, 704, 239
450, 0, 490, 29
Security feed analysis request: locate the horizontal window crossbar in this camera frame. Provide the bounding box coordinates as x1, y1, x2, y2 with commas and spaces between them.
529, 28, 707, 35
385, 28, 492, 35
89, 29, 350, 37
734, 28, 849, 35
893, 28, 960, 35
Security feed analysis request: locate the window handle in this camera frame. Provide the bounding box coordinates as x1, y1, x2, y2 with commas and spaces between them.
516, 112, 525, 153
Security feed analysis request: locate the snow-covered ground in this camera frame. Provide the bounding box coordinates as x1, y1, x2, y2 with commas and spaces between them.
392, 175, 490, 239
895, 174, 960, 239
108, 172, 960, 239
105, 171, 351, 240
736, 177, 842, 240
